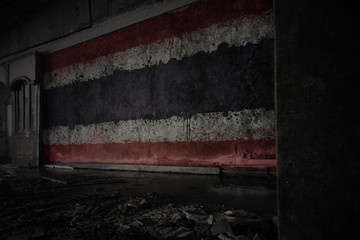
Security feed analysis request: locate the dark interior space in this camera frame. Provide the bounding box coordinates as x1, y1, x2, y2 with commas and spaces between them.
1, 0, 359, 239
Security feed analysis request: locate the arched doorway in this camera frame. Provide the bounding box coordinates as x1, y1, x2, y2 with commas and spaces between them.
0, 82, 10, 163
8, 76, 41, 167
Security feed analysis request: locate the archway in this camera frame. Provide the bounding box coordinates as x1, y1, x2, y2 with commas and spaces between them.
8, 76, 41, 167
0, 82, 10, 163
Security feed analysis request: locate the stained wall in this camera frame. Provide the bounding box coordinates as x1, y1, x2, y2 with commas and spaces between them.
40, 0, 275, 170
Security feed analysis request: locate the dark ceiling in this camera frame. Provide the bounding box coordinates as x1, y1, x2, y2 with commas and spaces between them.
0, 0, 50, 31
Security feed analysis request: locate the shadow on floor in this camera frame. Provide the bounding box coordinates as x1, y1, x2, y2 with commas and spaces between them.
0, 164, 277, 240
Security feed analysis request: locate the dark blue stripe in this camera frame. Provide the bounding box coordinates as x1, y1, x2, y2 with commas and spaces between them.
43, 39, 274, 129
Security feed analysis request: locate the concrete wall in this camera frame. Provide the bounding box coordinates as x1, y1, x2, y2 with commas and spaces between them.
42, 0, 275, 171
0, 0, 167, 59
0, 0, 90, 58
90, 0, 162, 24
276, 0, 360, 239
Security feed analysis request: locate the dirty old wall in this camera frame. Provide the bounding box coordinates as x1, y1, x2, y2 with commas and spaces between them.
0, 0, 164, 59
0, 89, 7, 163
276, 0, 360, 239
0, 0, 91, 58
43, 0, 275, 171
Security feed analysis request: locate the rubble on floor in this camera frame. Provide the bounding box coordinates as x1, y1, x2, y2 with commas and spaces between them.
0, 169, 277, 240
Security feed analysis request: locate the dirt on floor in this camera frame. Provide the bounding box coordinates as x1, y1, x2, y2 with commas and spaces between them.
0, 166, 277, 240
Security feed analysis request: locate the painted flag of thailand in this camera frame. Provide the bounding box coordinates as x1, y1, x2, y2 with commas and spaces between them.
43, 0, 275, 171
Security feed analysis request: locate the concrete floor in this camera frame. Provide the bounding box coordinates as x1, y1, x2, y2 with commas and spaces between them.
0, 164, 277, 239
1, 165, 277, 215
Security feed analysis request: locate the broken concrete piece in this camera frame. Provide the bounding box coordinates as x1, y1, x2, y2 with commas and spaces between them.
184, 211, 192, 219
161, 227, 188, 239
211, 218, 232, 235
184, 211, 209, 225
193, 223, 210, 235
171, 212, 182, 221
117, 223, 131, 232
41, 177, 67, 185
227, 231, 237, 238
218, 233, 233, 240
253, 233, 267, 240
224, 210, 233, 215
172, 227, 190, 235
131, 220, 143, 227
207, 214, 214, 225
223, 215, 236, 223
236, 235, 252, 240
158, 226, 174, 235
177, 231, 193, 238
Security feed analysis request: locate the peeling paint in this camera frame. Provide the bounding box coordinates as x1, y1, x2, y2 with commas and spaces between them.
42, 0, 275, 171
43, 39, 274, 129
43, 139, 276, 171
43, 109, 274, 146
43, 11, 273, 89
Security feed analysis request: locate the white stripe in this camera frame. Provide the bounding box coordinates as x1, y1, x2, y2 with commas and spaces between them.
43, 109, 274, 145
44, 11, 273, 89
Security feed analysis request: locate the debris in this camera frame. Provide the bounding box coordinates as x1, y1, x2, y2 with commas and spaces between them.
184, 211, 192, 219
177, 231, 193, 238
253, 233, 267, 240
211, 218, 232, 235
218, 233, 233, 240
44, 164, 73, 170
193, 223, 210, 235
163, 227, 190, 238
227, 231, 237, 238
117, 223, 131, 231
41, 177, 67, 185
0, 167, 277, 240
224, 210, 233, 215
131, 220, 144, 227
236, 235, 252, 240
184, 211, 209, 224
224, 215, 236, 223
158, 226, 174, 235
207, 214, 214, 225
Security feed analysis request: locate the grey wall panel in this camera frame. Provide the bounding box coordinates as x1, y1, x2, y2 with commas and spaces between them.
90, 0, 162, 24
0, 0, 199, 64
0, 0, 91, 58
9, 55, 36, 83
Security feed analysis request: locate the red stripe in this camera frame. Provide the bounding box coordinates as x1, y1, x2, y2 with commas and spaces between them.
43, 139, 276, 171
44, 0, 272, 72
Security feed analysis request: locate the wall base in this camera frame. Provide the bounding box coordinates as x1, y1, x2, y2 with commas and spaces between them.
44, 163, 220, 175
